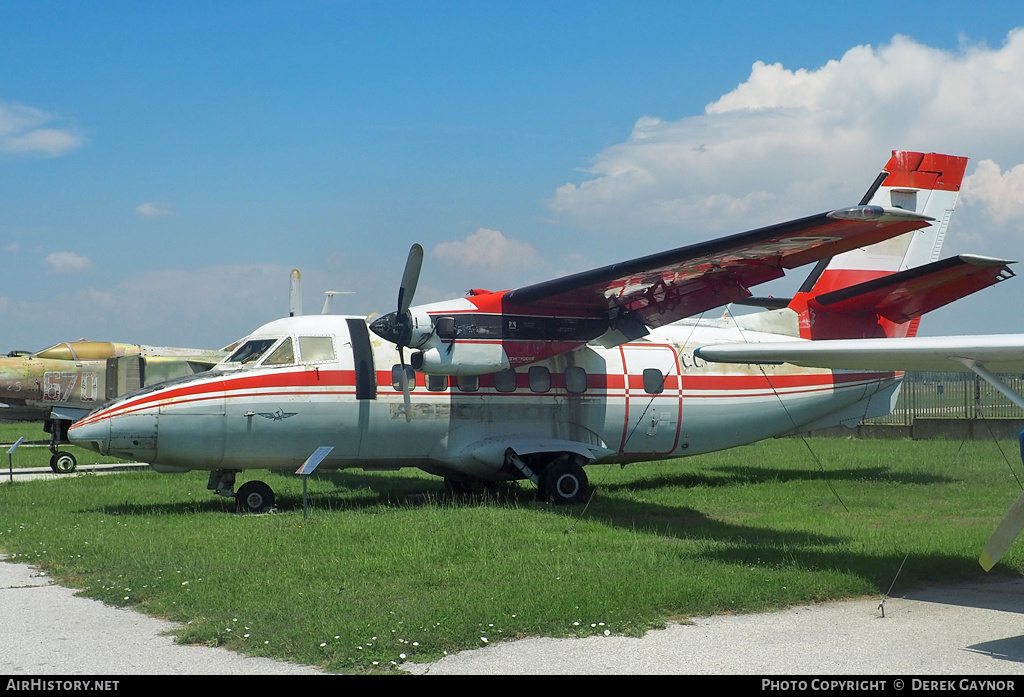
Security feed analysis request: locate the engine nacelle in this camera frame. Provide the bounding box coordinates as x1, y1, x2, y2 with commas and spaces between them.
411, 340, 510, 376
406, 308, 436, 349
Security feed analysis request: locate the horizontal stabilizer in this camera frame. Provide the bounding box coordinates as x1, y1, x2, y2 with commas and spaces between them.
811, 255, 1015, 324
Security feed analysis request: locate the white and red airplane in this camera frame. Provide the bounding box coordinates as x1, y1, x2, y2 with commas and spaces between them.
68, 151, 1015, 555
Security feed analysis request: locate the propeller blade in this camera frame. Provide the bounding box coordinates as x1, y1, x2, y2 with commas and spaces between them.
980, 489, 1024, 571
398, 348, 412, 423
398, 244, 424, 314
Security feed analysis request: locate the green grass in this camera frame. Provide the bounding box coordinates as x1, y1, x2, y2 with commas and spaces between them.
2, 429, 1023, 673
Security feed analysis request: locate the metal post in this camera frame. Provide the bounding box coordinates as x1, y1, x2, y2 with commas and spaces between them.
294, 446, 334, 521
7, 437, 26, 483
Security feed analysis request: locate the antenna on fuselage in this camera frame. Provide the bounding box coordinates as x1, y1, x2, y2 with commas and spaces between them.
289, 269, 302, 317
322, 291, 354, 315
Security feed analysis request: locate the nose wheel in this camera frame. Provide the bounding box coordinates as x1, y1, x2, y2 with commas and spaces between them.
49, 451, 78, 474
236, 480, 275, 514
45, 418, 77, 473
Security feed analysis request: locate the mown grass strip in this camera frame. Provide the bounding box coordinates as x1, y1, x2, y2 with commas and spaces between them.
2, 430, 1022, 673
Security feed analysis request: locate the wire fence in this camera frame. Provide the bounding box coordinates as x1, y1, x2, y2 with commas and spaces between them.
866, 372, 1024, 425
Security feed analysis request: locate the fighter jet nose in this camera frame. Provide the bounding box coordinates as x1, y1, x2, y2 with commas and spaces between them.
68, 418, 111, 455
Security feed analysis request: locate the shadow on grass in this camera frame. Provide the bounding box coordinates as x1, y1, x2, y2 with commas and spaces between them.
82, 465, 991, 593
598, 465, 954, 493
304, 468, 999, 591
91, 497, 239, 516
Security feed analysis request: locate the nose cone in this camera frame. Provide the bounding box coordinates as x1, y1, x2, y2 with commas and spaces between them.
68, 416, 111, 455
369, 311, 404, 345
70, 411, 158, 461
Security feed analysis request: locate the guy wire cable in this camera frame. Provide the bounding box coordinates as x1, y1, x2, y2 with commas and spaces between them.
878, 550, 910, 618
566, 312, 707, 535
620, 313, 704, 452
722, 304, 849, 513
977, 409, 1023, 490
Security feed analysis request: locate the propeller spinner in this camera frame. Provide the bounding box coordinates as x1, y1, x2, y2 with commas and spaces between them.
369, 244, 424, 422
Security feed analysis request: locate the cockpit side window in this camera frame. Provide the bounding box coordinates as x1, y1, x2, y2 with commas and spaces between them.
262, 337, 295, 366
226, 339, 277, 364
298, 336, 336, 364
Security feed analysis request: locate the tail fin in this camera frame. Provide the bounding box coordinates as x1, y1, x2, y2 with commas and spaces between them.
789, 151, 970, 339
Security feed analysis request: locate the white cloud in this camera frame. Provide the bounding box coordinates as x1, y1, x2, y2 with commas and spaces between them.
961, 159, 1024, 225
136, 201, 174, 218
44, 251, 91, 274
0, 102, 84, 157
549, 29, 1024, 238
433, 228, 542, 269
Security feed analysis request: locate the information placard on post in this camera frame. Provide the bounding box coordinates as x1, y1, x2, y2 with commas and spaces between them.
296, 446, 334, 519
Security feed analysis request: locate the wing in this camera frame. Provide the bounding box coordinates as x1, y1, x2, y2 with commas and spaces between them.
694, 335, 1024, 374
503, 206, 932, 329
697, 333, 1024, 573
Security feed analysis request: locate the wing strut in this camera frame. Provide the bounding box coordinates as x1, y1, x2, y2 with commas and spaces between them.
955, 358, 1024, 571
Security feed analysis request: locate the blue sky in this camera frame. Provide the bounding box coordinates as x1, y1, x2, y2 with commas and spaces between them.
2, 1, 1024, 350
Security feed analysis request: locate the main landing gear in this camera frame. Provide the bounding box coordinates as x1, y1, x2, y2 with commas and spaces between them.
504, 450, 591, 505
44, 418, 77, 474
539, 457, 590, 505
208, 470, 276, 514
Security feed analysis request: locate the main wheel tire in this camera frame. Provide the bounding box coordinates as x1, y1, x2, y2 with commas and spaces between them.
236, 480, 275, 514
541, 458, 589, 505
50, 451, 78, 474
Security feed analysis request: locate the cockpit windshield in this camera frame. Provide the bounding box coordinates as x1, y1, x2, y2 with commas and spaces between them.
263, 337, 295, 366
222, 334, 335, 368
225, 338, 278, 365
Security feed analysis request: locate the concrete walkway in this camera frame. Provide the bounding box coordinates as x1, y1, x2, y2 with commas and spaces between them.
0, 558, 321, 675
4, 553, 1024, 675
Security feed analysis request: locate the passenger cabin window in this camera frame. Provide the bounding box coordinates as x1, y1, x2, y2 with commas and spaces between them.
528, 366, 550, 393
456, 375, 478, 392
262, 337, 295, 366
643, 368, 665, 394
227, 339, 277, 365
391, 365, 416, 391
565, 366, 587, 394
427, 375, 448, 392
494, 369, 517, 393
299, 336, 335, 364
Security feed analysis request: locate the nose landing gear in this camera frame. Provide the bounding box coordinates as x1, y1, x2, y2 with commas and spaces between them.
49, 451, 78, 474
45, 418, 77, 473
236, 480, 275, 514
207, 470, 276, 514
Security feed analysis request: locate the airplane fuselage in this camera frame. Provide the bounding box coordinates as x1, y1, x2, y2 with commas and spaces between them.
69, 314, 900, 486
